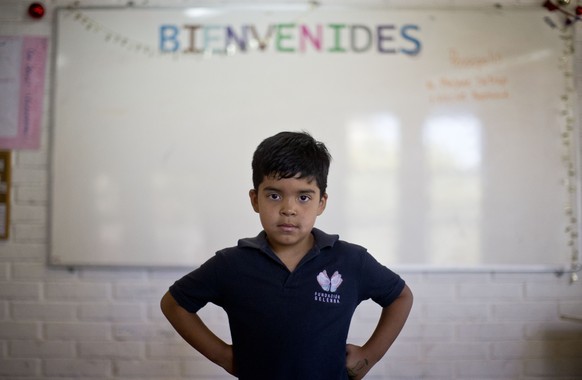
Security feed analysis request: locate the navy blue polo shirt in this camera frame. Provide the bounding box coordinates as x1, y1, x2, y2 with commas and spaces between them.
169, 228, 405, 380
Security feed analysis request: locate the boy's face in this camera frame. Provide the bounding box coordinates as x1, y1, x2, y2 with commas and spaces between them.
249, 175, 327, 255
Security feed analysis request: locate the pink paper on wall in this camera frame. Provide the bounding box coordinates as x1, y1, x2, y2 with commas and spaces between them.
0, 36, 48, 149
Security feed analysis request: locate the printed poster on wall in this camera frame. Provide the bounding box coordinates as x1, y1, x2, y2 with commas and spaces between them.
0, 36, 48, 149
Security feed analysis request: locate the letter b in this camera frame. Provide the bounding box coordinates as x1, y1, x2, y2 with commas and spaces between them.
160, 25, 179, 52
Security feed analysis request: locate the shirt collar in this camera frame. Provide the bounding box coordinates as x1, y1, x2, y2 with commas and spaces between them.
238, 228, 338, 252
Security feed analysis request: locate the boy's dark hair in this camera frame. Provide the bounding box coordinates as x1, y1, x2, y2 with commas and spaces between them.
252, 131, 332, 196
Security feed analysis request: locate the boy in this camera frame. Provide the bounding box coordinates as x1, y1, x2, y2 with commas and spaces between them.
161, 131, 413, 380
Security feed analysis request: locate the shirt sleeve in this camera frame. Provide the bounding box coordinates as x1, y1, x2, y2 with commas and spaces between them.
359, 251, 405, 307
169, 254, 223, 313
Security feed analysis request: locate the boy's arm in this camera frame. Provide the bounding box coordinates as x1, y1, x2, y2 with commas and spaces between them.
346, 284, 413, 380
160, 291, 235, 376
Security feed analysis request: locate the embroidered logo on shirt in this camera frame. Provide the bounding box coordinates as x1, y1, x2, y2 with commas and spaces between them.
315, 270, 343, 304
317, 270, 343, 292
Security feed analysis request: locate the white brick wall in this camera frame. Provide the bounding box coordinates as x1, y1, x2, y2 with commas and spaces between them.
1, 0, 582, 379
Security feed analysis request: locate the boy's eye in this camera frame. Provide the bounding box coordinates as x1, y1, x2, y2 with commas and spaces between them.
267, 193, 281, 201
298, 194, 311, 202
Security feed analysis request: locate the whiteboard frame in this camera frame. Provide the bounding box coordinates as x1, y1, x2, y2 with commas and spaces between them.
48, 5, 582, 274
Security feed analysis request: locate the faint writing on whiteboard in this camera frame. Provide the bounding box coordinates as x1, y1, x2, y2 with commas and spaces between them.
425, 48, 509, 104
449, 48, 503, 69
0, 36, 48, 150
426, 74, 509, 104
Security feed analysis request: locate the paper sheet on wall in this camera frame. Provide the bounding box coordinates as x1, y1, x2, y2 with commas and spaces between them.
0, 150, 9, 239
0, 36, 47, 149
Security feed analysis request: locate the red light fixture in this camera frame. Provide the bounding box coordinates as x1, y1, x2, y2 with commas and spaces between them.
28, 2, 45, 19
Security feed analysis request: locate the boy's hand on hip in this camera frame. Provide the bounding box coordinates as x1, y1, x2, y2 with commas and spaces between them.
345, 343, 372, 380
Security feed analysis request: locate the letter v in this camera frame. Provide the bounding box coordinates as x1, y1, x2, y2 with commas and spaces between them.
249, 25, 275, 50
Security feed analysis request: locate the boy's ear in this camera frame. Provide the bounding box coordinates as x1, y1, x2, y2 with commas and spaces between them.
317, 193, 328, 216
249, 189, 260, 213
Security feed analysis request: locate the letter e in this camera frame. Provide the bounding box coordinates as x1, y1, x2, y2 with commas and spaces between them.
377, 25, 396, 54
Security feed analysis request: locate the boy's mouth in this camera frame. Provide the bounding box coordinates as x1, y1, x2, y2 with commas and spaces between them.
278, 223, 298, 231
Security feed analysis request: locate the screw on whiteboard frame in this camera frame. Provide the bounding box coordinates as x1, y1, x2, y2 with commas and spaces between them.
557, 263, 581, 283
553, 263, 581, 282
569, 263, 580, 284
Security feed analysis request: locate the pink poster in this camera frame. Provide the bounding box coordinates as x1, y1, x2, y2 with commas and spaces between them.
0, 36, 48, 149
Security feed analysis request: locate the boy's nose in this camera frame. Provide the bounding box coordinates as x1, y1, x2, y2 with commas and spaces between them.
281, 201, 297, 216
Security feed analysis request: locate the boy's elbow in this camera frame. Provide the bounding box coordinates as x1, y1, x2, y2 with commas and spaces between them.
400, 284, 414, 308
160, 291, 176, 317
403, 284, 413, 300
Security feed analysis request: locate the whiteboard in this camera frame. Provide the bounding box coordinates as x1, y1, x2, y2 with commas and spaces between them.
50, 6, 577, 269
